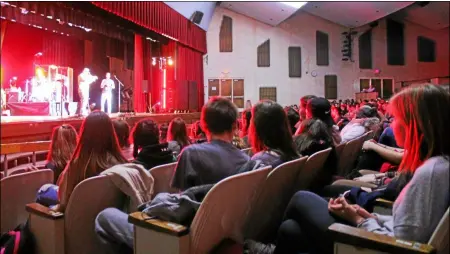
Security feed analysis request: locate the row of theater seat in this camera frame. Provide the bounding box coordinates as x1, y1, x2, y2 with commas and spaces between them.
1, 131, 447, 254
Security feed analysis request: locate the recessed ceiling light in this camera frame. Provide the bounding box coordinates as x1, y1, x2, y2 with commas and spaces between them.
281, 2, 308, 9
376, 10, 379, 13
281, 9, 285, 12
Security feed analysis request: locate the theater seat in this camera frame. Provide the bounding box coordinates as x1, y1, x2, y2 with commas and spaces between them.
129, 166, 271, 254
328, 208, 449, 254
149, 162, 179, 196
244, 156, 308, 242
0, 169, 54, 232
26, 175, 126, 254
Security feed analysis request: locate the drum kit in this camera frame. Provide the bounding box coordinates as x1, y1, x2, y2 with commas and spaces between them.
5, 68, 69, 104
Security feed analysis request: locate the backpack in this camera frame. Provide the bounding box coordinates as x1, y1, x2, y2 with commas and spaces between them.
0, 222, 35, 254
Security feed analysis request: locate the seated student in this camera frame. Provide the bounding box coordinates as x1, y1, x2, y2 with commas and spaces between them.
378, 126, 398, 148
45, 124, 78, 183
191, 120, 207, 143
112, 119, 133, 160
240, 109, 252, 148
285, 106, 300, 135
37, 111, 128, 210
131, 118, 175, 170
244, 84, 450, 254
340, 105, 380, 143
171, 96, 250, 190
95, 97, 249, 254
167, 117, 191, 156
294, 118, 333, 157
250, 100, 299, 167
295, 95, 317, 129
297, 97, 342, 146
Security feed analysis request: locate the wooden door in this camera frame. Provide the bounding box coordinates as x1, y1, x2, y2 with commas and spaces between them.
232, 79, 244, 108
208, 79, 220, 99
220, 79, 232, 100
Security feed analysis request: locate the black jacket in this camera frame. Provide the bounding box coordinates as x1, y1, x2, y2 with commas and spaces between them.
134, 143, 175, 170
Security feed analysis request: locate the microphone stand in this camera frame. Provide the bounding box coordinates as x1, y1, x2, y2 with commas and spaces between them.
114, 75, 124, 113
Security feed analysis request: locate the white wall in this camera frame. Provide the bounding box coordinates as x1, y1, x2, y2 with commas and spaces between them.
204, 7, 449, 106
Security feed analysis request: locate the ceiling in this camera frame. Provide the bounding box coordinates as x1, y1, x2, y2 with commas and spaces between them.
166, 2, 449, 31
301, 2, 414, 28
220, 1, 301, 26
395, 2, 450, 30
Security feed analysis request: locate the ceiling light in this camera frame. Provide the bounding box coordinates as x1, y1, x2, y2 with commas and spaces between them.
281, 2, 308, 9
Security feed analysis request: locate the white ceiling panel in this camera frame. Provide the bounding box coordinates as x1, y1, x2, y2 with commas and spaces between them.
302, 2, 414, 28
400, 2, 450, 30
220, 1, 302, 26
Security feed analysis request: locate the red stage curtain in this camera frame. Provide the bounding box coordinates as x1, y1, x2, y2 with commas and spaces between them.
91, 1, 207, 54
0, 20, 6, 51
176, 43, 205, 109
133, 34, 145, 113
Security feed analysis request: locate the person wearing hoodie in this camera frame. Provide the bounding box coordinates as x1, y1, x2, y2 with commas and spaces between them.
131, 118, 175, 170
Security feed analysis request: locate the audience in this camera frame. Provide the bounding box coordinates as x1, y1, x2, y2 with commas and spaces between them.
171, 96, 250, 190
250, 100, 299, 167
240, 109, 252, 148
167, 117, 191, 156
112, 119, 133, 160
300, 97, 342, 145
131, 118, 175, 169
55, 111, 128, 211
191, 120, 207, 143
45, 124, 78, 183
13, 79, 449, 254
159, 123, 168, 143
340, 105, 380, 143
244, 84, 450, 254
294, 118, 333, 156
95, 96, 250, 254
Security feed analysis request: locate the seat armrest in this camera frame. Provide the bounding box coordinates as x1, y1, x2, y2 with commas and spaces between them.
374, 198, 394, 209
328, 223, 435, 254
128, 212, 189, 236
26, 203, 64, 220
129, 212, 190, 254
26, 203, 65, 254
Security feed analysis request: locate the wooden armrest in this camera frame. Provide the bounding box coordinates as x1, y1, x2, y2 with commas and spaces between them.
374, 198, 394, 209
328, 223, 435, 254
26, 203, 64, 220
128, 212, 189, 237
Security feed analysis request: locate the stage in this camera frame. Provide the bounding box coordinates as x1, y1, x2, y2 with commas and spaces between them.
1, 112, 200, 144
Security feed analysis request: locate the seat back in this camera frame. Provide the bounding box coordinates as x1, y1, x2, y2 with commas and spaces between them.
428, 208, 449, 254
149, 162, 179, 196
64, 175, 125, 254
0, 169, 54, 232
245, 157, 308, 242
337, 136, 364, 176
189, 167, 271, 254
296, 148, 332, 191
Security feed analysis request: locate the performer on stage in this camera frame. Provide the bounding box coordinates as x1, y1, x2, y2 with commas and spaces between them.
78, 68, 97, 116
100, 72, 115, 114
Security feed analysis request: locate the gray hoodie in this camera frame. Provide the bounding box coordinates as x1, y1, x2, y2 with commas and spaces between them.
358, 156, 449, 243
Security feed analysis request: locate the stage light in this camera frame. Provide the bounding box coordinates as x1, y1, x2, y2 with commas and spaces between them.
167, 58, 173, 66
35, 52, 43, 57
21, 8, 28, 15
152, 58, 156, 66
47, 15, 53, 19
84, 28, 92, 32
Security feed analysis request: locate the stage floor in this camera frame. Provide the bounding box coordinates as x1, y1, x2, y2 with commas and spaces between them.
1, 112, 200, 143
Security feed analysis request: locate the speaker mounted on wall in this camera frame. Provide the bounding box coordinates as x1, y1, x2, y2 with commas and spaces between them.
190, 11, 204, 25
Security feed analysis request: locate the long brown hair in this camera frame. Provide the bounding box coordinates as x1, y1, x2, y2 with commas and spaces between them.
390, 84, 450, 173
167, 117, 191, 149
249, 100, 299, 160
47, 124, 78, 181
58, 111, 127, 209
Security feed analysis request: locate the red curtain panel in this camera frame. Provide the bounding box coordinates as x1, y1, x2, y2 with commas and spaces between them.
91, 1, 207, 54
133, 34, 146, 113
